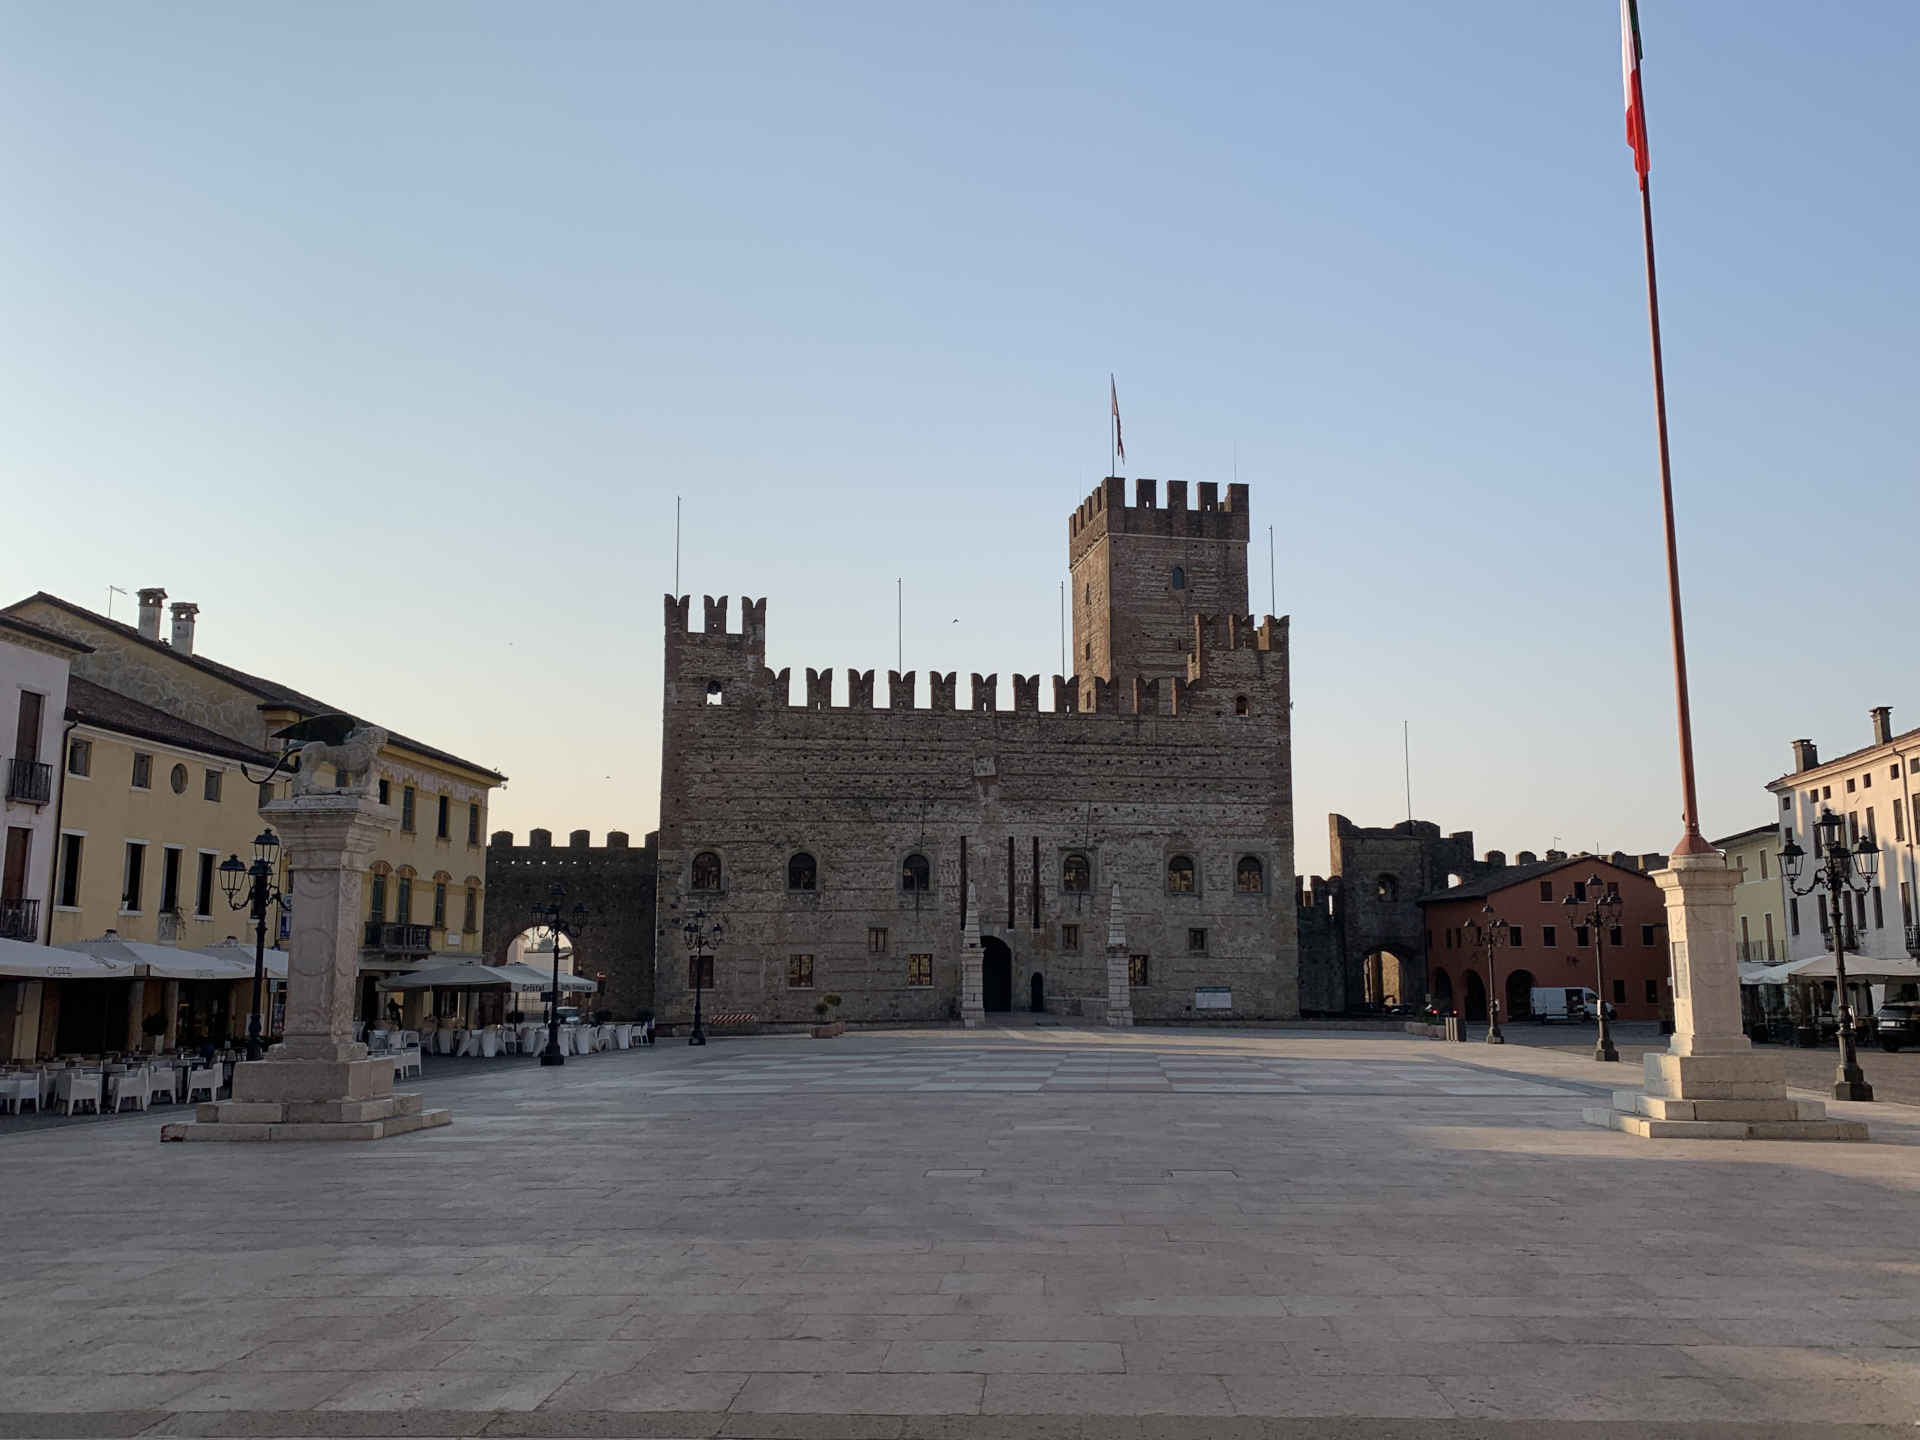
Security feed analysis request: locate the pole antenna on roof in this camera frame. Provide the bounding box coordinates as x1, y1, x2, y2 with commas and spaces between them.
106, 585, 127, 621
674, 496, 682, 596
1403, 720, 1413, 828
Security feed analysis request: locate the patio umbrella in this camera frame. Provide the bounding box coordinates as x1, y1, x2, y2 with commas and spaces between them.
191, 942, 289, 981
1779, 952, 1920, 984
495, 962, 597, 993
0, 936, 136, 980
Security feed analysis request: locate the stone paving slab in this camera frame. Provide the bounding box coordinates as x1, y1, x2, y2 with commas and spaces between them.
4, 1027, 1919, 1436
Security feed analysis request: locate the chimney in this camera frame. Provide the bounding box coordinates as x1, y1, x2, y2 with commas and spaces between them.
1870, 706, 1893, 747
169, 602, 199, 657
136, 588, 167, 641
1790, 738, 1819, 773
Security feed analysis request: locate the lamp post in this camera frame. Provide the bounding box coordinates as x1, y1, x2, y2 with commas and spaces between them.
683, 908, 724, 1046
1564, 874, 1623, 1063
529, 884, 588, 1068
1781, 807, 1878, 1102
218, 829, 284, 1063
1461, 902, 1510, 1044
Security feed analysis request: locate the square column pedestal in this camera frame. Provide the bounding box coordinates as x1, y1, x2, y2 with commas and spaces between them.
162, 780, 451, 1143
1583, 849, 1866, 1142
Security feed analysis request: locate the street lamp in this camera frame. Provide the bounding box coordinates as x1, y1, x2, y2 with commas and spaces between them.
682, 908, 725, 1046
1461, 902, 1510, 1043
1781, 807, 1878, 1102
217, 828, 284, 1063
1564, 874, 1623, 1063
528, 884, 588, 1068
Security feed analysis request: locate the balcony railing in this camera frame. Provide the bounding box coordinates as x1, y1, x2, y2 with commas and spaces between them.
5, 757, 52, 806
1737, 939, 1781, 966
1908, 924, 1920, 960
0, 897, 38, 942
362, 922, 433, 954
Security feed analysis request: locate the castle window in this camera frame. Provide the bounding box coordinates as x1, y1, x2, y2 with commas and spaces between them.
901, 853, 931, 892
1236, 856, 1264, 893
1128, 954, 1149, 986
1062, 923, 1080, 951
1062, 852, 1090, 893
1172, 566, 1186, 590
705, 680, 724, 705
1166, 855, 1196, 894
787, 852, 817, 891
1187, 927, 1207, 953
907, 953, 932, 987
1375, 874, 1398, 901
688, 953, 713, 988
868, 927, 888, 953
787, 953, 815, 988
1234, 695, 1249, 715
691, 851, 722, 891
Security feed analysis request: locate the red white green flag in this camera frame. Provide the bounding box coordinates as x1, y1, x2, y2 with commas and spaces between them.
1621, 0, 1649, 187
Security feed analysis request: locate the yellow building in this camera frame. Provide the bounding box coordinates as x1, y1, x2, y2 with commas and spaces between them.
1716, 822, 1785, 967
5, 588, 506, 1033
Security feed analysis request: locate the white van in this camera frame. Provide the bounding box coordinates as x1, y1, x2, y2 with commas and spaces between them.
1531, 986, 1601, 1022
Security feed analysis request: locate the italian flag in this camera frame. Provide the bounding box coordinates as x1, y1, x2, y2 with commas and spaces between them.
1621, 0, 1650, 187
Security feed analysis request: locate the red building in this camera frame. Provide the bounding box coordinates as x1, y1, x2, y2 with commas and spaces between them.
1419, 856, 1671, 1023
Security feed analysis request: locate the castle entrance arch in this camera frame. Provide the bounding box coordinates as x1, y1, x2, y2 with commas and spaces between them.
982, 937, 1013, 1013
1363, 945, 1420, 1007
1463, 969, 1488, 1023
1505, 968, 1536, 1021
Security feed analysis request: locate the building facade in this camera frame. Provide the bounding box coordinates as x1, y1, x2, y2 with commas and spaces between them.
1716, 821, 1786, 966
1, 615, 87, 945
1419, 856, 1671, 1023
1767, 707, 1920, 968
4, 588, 507, 1026
655, 477, 1298, 1029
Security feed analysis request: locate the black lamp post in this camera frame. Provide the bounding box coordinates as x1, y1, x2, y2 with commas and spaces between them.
1781, 807, 1878, 1102
1461, 902, 1510, 1044
529, 884, 588, 1068
1564, 874, 1623, 1063
683, 908, 724, 1046
218, 828, 284, 1063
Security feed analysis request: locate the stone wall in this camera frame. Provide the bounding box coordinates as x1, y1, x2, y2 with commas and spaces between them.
484, 829, 658, 1020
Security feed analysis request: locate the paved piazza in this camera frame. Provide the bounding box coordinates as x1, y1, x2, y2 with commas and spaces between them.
3, 1027, 1918, 1439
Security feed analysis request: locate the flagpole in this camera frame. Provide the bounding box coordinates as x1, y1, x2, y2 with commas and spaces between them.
1627, 11, 1708, 858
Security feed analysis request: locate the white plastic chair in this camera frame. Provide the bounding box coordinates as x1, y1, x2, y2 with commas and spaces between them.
185, 1066, 218, 1103
434, 1028, 453, 1055
520, 1023, 544, 1053
106, 1070, 150, 1113
147, 1067, 177, 1105
0, 1073, 38, 1114
456, 1029, 479, 1057
479, 1029, 499, 1058
56, 1071, 101, 1115
398, 1045, 422, 1079
614, 1024, 632, 1049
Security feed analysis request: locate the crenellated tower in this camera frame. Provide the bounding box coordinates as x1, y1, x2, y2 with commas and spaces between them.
1068, 477, 1252, 686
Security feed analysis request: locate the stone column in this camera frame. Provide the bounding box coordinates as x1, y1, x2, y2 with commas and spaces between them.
162, 727, 450, 1142
124, 978, 146, 1051
959, 883, 985, 1028
1104, 885, 1133, 1028
1584, 848, 1866, 1141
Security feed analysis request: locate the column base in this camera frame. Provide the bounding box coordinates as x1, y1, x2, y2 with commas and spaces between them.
1582, 1052, 1868, 1142
161, 1091, 451, 1142
960, 1005, 987, 1029
1106, 1009, 1134, 1029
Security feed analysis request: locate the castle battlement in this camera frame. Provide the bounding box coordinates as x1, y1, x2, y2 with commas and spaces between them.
1068, 476, 1250, 567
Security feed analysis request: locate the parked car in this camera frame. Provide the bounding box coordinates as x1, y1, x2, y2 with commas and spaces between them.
1874, 1002, 1920, 1052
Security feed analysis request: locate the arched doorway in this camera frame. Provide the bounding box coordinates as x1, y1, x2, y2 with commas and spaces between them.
1431, 967, 1453, 1010
1463, 969, 1487, 1023
1506, 968, 1536, 1021
982, 938, 1013, 1013
1030, 972, 1045, 1013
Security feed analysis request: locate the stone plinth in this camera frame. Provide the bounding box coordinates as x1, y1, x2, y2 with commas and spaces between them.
162, 758, 451, 1143
1584, 849, 1866, 1142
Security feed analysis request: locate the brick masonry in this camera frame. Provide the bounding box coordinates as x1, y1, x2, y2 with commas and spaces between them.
483, 828, 658, 1019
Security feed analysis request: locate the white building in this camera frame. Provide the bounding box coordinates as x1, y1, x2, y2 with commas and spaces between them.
1, 615, 90, 945
1765, 706, 1920, 968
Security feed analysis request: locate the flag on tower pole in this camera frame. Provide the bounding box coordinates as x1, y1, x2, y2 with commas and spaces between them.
1109, 374, 1125, 472
1621, 0, 1650, 188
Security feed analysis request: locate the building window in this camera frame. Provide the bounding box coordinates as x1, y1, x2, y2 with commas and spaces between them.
1538, 880, 1553, 901
1866, 807, 1877, 840
868, 927, 888, 954
464, 884, 478, 933
1234, 694, 1249, 715
907, 953, 932, 987
1166, 855, 1196, 894
1871, 887, 1884, 929
901, 853, 931, 892
1760, 849, 1769, 879
1062, 923, 1080, 951
787, 852, 816, 891
131, 752, 152, 789
396, 875, 413, 925
1823, 785, 1831, 799
1543, 924, 1557, 947
195, 853, 215, 916
1571, 880, 1587, 903
1062, 852, 1090, 893
1902, 882, 1913, 929
468, 803, 480, 845
369, 872, 387, 922
1640, 923, 1656, 945
1187, 927, 1207, 953
378, 778, 390, 806
1790, 898, 1800, 936
1897, 800, 1908, 843
58, 833, 82, 907
1128, 954, 1149, 987
1574, 925, 1590, 947
688, 953, 713, 988
169, 763, 188, 795
1444, 928, 1453, 949
401, 786, 416, 832
787, 953, 815, 988
1781, 795, 1792, 812
1374, 874, 1398, 901
433, 881, 447, 929
258, 780, 275, 808
691, 851, 722, 891
1171, 566, 1186, 590
1608, 925, 1624, 947
1508, 926, 1524, 947
202, 769, 222, 802
1236, 856, 1264, 893
436, 795, 450, 839
1612, 978, 1626, 1004
1734, 853, 1747, 881
1645, 979, 1659, 1004
122, 841, 146, 911
67, 740, 91, 777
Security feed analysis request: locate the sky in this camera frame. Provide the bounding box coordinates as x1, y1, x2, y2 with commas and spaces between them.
3, 2, 1916, 878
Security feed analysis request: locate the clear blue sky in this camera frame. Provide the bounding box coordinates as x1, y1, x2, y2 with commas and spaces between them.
4, 2, 1915, 876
